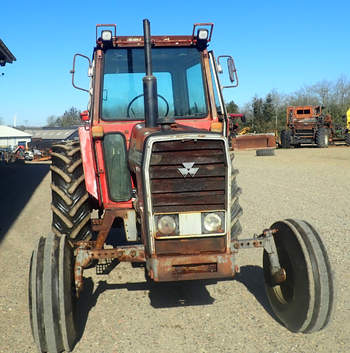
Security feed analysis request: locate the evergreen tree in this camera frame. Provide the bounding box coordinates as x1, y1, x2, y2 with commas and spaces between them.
46, 107, 81, 127
226, 100, 239, 114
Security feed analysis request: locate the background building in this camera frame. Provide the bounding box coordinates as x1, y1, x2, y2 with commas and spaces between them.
0, 39, 16, 67
24, 127, 78, 150
0, 125, 31, 148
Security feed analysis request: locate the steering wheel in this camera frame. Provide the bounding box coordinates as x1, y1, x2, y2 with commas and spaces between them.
126, 93, 170, 118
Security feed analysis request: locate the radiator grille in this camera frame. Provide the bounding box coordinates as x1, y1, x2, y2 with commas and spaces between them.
149, 139, 226, 213
295, 129, 314, 136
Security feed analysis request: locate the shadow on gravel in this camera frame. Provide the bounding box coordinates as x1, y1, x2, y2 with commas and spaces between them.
235, 265, 280, 323
148, 280, 215, 308
0, 163, 49, 244
74, 266, 282, 344
74, 276, 216, 340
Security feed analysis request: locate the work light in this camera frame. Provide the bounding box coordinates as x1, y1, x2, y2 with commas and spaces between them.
197, 29, 209, 40
101, 30, 112, 41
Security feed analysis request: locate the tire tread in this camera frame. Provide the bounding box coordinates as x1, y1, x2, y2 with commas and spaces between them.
51, 140, 92, 241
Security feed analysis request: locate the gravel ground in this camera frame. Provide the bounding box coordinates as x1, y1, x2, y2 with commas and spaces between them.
0, 147, 349, 353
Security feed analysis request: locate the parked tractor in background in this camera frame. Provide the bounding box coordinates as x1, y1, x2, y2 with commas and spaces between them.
28, 20, 333, 352
280, 105, 333, 148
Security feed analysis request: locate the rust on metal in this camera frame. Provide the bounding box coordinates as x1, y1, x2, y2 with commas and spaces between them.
231, 134, 276, 150
173, 263, 217, 274
74, 245, 93, 296
89, 245, 145, 262
155, 236, 226, 255
92, 208, 134, 249
151, 253, 236, 281
272, 268, 287, 284
73, 242, 146, 296
263, 228, 278, 236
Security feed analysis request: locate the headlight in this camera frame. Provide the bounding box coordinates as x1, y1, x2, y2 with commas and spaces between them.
157, 215, 176, 235
203, 213, 222, 232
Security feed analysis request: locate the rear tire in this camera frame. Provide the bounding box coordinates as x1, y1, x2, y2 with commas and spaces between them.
263, 219, 334, 333
230, 153, 242, 240
51, 140, 92, 241
280, 130, 291, 149
29, 234, 78, 352
316, 127, 329, 148
345, 133, 350, 146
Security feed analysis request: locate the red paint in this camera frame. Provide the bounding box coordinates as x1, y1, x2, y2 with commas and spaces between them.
78, 127, 99, 200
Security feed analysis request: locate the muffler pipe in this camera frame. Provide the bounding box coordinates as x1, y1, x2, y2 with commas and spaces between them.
143, 19, 158, 128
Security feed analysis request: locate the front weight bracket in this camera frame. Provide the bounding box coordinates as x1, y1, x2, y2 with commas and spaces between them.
232, 228, 286, 284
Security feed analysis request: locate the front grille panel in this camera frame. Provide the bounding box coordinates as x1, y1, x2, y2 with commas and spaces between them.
149, 139, 226, 213
295, 129, 314, 137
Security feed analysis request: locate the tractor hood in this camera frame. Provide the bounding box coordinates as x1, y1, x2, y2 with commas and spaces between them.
128, 122, 216, 170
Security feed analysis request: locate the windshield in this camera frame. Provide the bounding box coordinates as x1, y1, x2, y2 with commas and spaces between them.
101, 47, 208, 120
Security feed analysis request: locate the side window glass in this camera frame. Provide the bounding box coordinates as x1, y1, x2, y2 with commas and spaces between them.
186, 63, 207, 115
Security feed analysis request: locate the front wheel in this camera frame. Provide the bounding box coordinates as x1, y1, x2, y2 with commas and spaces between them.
263, 219, 334, 333
316, 127, 329, 148
29, 233, 78, 352
280, 130, 291, 149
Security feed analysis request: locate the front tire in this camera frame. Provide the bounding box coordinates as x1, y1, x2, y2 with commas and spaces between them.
51, 140, 92, 241
29, 234, 78, 352
280, 130, 291, 149
263, 219, 334, 333
316, 127, 329, 148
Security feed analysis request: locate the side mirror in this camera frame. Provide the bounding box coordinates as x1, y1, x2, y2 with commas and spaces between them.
217, 55, 238, 88
227, 57, 236, 83
70, 54, 92, 93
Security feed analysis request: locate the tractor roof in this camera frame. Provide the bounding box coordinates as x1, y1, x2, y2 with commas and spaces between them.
94, 23, 214, 49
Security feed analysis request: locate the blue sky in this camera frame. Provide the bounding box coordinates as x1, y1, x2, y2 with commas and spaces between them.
0, 0, 348, 126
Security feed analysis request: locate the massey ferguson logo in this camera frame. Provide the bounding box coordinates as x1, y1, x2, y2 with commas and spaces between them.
178, 162, 199, 178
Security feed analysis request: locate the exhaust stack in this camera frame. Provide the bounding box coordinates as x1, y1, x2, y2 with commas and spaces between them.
143, 19, 158, 128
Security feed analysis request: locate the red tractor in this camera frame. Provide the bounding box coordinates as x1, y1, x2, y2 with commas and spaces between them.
29, 20, 333, 352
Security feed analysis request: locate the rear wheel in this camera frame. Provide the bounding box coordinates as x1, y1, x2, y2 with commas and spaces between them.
280, 130, 291, 149
29, 233, 78, 352
51, 140, 92, 241
345, 133, 350, 146
263, 219, 334, 333
316, 127, 329, 148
